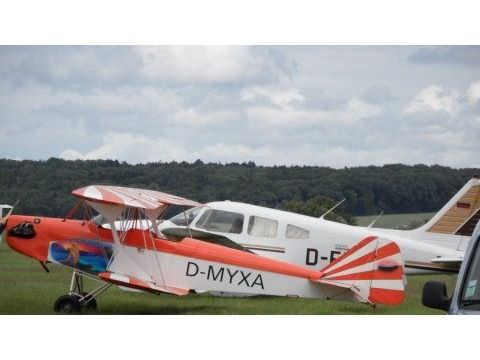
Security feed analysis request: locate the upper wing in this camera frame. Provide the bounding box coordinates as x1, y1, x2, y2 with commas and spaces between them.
72, 185, 202, 210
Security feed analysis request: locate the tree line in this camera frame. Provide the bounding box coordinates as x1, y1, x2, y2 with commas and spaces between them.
0, 158, 478, 220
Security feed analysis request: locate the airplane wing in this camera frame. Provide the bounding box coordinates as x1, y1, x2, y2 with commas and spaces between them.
160, 226, 251, 252
313, 236, 405, 305
430, 256, 463, 269
72, 185, 202, 209
99, 272, 189, 296
71, 185, 203, 295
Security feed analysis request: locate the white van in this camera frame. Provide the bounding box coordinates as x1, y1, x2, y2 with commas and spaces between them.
422, 221, 480, 314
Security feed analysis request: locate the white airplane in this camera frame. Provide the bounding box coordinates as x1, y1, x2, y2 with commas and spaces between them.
158, 177, 480, 275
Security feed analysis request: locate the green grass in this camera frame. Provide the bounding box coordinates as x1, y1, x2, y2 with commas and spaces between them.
0, 241, 456, 315
355, 212, 436, 229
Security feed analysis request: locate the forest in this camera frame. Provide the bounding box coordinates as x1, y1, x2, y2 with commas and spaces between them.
0, 158, 478, 221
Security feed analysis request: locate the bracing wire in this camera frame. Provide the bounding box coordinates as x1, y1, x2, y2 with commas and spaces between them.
145, 207, 167, 287
183, 206, 193, 240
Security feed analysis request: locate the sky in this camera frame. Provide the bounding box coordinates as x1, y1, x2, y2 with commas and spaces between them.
0, 45, 479, 168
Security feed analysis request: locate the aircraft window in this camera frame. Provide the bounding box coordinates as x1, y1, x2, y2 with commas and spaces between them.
286, 224, 310, 239
248, 216, 278, 238
170, 207, 202, 226
196, 209, 244, 234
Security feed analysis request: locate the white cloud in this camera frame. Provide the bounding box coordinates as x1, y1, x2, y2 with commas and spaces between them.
3, 46, 480, 169
345, 99, 382, 119
245, 98, 381, 127
241, 86, 305, 109
60, 149, 86, 161
403, 85, 462, 116
136, 46, 288, 85
0, 82, 183, 119
60, 132, 190, 163
171, 108, 240, 126
467, 80, 480, 105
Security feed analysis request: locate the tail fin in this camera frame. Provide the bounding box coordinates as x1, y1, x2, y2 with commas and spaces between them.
415, 177, 480, 250
314, 236, 405, 305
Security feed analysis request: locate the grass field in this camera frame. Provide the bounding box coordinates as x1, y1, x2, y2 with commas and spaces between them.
0, 237, 456, 315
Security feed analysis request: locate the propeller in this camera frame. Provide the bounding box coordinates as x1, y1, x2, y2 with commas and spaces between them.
0, 200, 19, 239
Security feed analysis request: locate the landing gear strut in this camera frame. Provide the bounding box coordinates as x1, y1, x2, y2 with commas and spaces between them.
54, 270, 111, 313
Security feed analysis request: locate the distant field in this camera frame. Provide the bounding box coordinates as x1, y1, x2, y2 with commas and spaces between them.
355, 212, 436, 229
0, 240, 455, 315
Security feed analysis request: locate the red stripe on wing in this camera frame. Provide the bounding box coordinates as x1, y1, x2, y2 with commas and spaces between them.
320, 236, 377, 273
320, 242, 401, 278
322, 266, 403, 281
369, 288, 405, 305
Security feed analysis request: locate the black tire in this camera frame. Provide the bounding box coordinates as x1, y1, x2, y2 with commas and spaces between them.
54, 295, 81, 313
78, 293, 97, 311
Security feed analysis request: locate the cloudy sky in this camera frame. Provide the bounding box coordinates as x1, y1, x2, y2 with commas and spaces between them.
0, 46, 479, 168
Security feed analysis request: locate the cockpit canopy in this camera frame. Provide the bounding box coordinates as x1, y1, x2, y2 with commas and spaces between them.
170, 207, 203, 226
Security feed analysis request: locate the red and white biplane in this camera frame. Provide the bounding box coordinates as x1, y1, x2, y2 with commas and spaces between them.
3, 185, 405, 312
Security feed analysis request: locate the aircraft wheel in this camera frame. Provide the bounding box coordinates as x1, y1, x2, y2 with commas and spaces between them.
79, 293, 97, 311
54, 295, 81, 313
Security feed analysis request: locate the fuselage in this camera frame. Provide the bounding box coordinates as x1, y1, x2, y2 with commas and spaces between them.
159, 201, 464, 274
2, 214, 378, 303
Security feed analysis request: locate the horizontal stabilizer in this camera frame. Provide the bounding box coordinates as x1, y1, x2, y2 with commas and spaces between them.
313, 236, 405, 306
430, 257, 463, 269
99, 272, 189, 296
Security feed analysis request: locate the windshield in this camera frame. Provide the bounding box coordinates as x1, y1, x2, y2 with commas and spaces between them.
91, 214, 106, 226
170, 207, 202, 226
196, 209, 244, 234
461, 236, 480, 306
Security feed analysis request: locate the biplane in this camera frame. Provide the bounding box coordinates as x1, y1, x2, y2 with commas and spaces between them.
3, 185, 405, 313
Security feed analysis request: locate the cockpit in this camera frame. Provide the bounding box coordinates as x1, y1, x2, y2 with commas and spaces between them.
170, 206, 203, 226
196, 209, 244, 234
169, 206, 245, 235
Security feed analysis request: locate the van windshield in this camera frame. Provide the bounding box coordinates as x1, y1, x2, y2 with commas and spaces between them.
461, 237, 480, 306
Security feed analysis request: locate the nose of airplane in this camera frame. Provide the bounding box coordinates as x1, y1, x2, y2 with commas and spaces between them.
4, 215, 49, 262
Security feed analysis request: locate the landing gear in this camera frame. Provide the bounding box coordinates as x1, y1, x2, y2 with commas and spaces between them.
54, 295, 81, 313
78, 293, 97, 310
53, 270, 110, 314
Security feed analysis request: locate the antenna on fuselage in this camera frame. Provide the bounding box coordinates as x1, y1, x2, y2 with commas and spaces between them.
319, 198, 346, 219
367, 210, 384, 228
